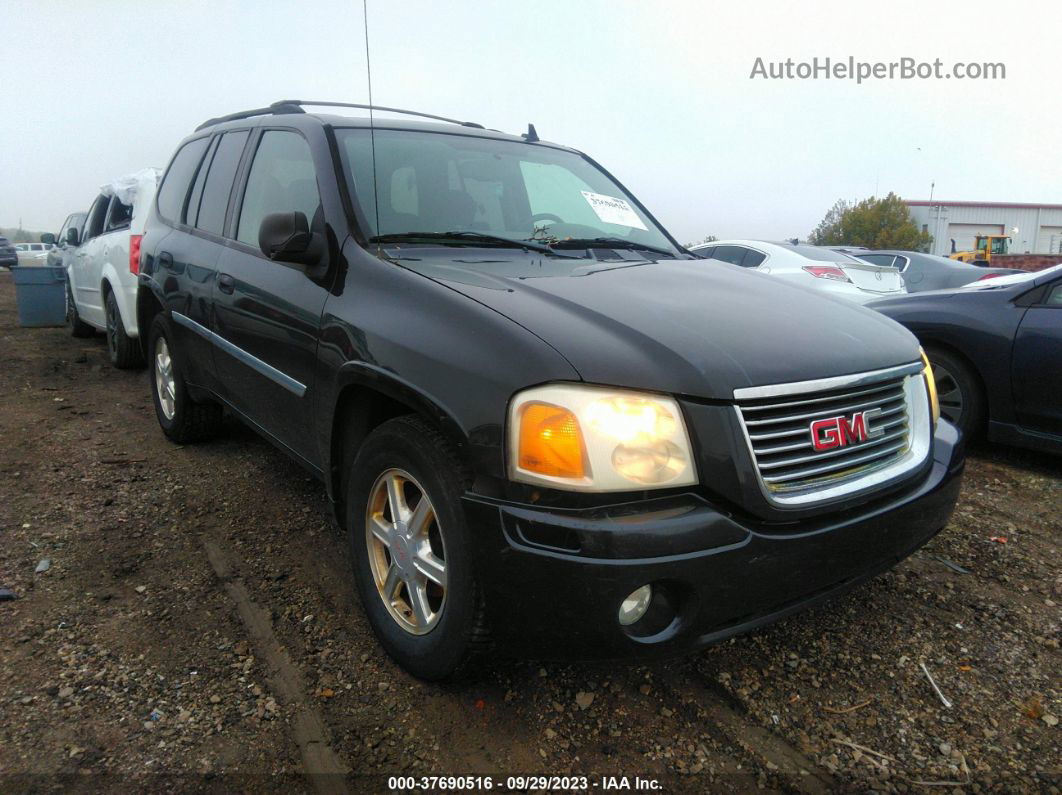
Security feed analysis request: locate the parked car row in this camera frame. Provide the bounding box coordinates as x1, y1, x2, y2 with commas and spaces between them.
34, 100, 1056, 680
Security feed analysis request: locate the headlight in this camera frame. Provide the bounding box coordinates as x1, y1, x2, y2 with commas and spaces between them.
508, 383, 697, 491
920, 348, 940, 427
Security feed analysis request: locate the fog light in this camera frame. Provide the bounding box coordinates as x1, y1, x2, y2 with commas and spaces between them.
618, 584, 653, 626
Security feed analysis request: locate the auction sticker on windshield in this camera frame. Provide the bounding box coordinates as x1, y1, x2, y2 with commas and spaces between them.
581, 191, 648, 230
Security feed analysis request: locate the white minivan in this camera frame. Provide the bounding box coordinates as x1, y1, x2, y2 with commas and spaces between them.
67, 169, 160, 368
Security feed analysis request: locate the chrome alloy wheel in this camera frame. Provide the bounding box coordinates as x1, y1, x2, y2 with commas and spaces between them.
365, 468, 447, 635
932, 362, 963, 425
154, 336, 176, 420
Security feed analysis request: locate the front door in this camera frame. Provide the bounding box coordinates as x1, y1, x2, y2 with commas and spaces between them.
1012, 278, 1062, 435
210, 129, 331, 468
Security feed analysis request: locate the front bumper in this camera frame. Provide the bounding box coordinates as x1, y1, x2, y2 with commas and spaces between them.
463, 421, 964, 660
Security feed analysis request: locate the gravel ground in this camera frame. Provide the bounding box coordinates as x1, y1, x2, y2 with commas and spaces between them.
0, 270, 1058, 793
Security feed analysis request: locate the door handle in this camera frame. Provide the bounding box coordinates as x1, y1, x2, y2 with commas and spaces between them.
217, 273, 235, 294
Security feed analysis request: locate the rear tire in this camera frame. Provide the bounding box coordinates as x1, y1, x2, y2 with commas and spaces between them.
105, 290, 144, 369
926, 346, 985, 438
67, 283, 94, 338
148, 313, 223, 443
346, 415, 488, 680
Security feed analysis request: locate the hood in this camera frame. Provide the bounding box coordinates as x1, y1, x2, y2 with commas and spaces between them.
411, 257, 922, 399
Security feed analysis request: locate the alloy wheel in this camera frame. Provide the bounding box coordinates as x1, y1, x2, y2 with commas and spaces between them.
154, 336, 177, 420
932, 362, 964, 425
106, 300, 118, 357
365, 468, 447, 635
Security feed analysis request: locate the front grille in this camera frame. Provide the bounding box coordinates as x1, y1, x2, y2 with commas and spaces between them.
734, 363, 930, 506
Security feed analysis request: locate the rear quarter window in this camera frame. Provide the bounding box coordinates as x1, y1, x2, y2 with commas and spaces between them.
157, 137, 211, 224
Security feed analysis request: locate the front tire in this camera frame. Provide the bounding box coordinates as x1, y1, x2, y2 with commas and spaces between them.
105, 290, 144, 368
927, 346, 985, 438
148, 313, 222, 443
346, 415, 488, 680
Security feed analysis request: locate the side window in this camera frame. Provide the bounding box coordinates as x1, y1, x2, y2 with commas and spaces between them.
83, 194, 110, 242
104, 197, 132, 232
185, 136, 220, 227
1045, 283, 1062, 306
156, 137, 211, 223
696, 246, 716, 259
712, 245, 747, 266
236, 131, 321, 247
195, 130, 250, 237
742, 249, 767, 267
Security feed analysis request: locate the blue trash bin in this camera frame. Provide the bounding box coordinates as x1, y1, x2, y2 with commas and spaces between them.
12, 265, 68, 327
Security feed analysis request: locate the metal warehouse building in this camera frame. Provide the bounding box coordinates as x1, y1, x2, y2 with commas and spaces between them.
906, 200, 1062, 257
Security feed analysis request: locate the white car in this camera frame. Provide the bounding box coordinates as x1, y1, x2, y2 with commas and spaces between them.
690, 240, 906, 304
14, 242, 53, 265
67, 168, 160, 368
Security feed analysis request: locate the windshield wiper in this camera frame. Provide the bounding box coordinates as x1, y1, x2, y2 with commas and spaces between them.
370, 231, 578, 257
549, 237, 677, 258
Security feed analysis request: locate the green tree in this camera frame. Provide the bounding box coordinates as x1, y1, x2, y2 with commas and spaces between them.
808, 193, 931, 251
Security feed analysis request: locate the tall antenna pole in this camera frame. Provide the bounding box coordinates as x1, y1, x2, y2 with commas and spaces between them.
363, 0, 381, 252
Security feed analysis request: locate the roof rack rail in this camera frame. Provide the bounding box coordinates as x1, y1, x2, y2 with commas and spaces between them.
195, 102, 304, 132
195, 100, 485, 132
274, 100, 485, 129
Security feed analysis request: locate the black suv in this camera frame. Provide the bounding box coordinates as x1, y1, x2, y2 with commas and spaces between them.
0, 236, 17, 269
137, 101, 963, 679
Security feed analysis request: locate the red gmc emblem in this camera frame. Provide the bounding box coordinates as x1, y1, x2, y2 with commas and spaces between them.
810, 409, 883, 451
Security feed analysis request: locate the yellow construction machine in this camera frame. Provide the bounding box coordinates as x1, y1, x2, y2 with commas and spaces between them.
950, 235, 1010, 266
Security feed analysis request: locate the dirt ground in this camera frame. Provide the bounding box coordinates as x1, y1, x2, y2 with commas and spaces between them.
0, 269, 1059, 793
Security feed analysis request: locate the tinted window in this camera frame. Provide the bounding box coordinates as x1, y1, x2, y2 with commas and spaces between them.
859, 254, 897, 268
105, 197, 132, 231
712, 245, 747, 265
1045, 283, 1062, 306
83, 194, 109, 241
196, 130, 249, 236
743, 249, 766, 267
237, 131, 321, 247
185, 136, 219, 227
157, 137, 210, 223
695, 246, 716, 259
784, 244, 864, 263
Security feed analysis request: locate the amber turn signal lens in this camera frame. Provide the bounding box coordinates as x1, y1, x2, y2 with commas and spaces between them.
517, 403, 587, 479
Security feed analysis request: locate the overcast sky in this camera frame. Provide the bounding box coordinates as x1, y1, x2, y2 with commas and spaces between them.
2, 0, 1059, 242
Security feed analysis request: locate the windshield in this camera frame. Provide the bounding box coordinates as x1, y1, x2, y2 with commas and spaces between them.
335, 128, 679, 256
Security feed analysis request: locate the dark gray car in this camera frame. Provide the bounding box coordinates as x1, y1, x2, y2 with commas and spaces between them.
857, 250, 1022, 292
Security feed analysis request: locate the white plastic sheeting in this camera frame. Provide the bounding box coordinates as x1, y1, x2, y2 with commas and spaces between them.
100, 167, 161, 207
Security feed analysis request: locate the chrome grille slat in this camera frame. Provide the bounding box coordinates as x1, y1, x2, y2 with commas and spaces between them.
738, 381, 901, 412
745, 402, 909, 441
757, 425, 909, 469
741, 390, 905, 427
755, 415, 907, 454
761, 440, 909, 483
735, 369, 924, 505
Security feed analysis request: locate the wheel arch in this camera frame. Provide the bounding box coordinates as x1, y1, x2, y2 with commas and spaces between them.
920, 337, 992, 419
136, 284, 165, 359
327, 363, 471, 525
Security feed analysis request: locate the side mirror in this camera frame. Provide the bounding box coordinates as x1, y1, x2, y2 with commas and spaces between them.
66, 228, 80, 246
40, 232, 56, 245
258, 211, 323, 267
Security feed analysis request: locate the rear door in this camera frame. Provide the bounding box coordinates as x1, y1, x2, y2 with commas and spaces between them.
210, 128, 331, 468
147, 134, 218, 391
1012, 277, 1062, 435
